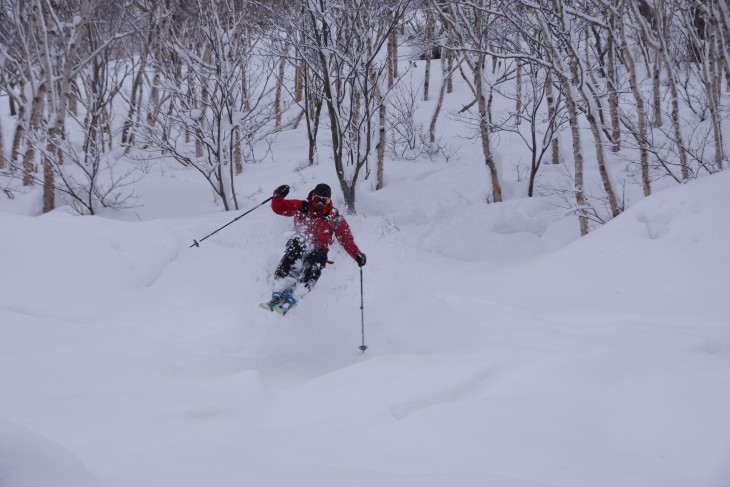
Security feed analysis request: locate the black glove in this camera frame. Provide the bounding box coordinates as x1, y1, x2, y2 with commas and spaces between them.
355, 252, 367, 267
273, 184, 290, 198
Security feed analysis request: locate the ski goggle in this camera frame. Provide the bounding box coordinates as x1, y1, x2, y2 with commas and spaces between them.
312, 195, 330, 207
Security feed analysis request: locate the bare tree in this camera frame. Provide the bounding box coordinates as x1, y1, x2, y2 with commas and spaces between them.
492, 61, 568, 196
140, 0, 277, 211
436, 0, 503, 202
121, 0, 164, 148
0, 0, 134, 211
0, 0, 42, 184
292, 0, 410, 212
618, 0, 652, 196
423, 8, 435, 102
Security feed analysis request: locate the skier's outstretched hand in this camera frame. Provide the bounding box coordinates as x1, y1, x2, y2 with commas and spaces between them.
274, 185, 290, 198
356, 252, 367, 267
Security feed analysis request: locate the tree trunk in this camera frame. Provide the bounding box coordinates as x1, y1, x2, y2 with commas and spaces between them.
652, 54, 663, 127
294, 59, 304, 102
122, 56, 146, 148
430, 55, 461, 143
714, 0, 730, 89
22, 88, 44, 187
665, 54, 689, 181
197, 46, 211, 159
545, 69, 560, 164
392, 20, 399, 79
8, 84, 16, 117
514, 31, 522, 126
11, 86, 26, 166
185, 56, 194, 144
376, 84, 385, 190
540, 14, 588, 234
42, 131, 56, 213
573, 26, 621, 217
387, 21, 395, 88
274, 47, 287, 128
474, 54, 502, 203
146, 63, 162, 144
69, 80, 78, 117
447, 50, 454, 93
707, 16, 724, 170
306, 97, 323, 165
123, 9, 154, 147
0, 115, 5, 169
621, 13, 651, 196
313, 18, 347, 211
423, 11, 433, 102
563, 80, 589, 236
32, 0, 60, 210
606, 32, 621, 152
487, 85, 494, 133
234, 127, 243, 175
430, 74, 448, 144
48, 0, 91, 164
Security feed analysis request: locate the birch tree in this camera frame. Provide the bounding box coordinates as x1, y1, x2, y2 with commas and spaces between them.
141, 0, 277, 211
291, 0, 410, 212
0, 0, 133, 211
436, 0, 503, 203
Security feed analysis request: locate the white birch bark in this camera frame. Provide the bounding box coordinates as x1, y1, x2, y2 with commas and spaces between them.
430, 55, 463, 143
545, 69, 560, 164
0, 114, 5, 169
474, 52, 502, 203
620, 7, 651, 196
11, 83, 26, 166
423, 11, 434, 102
538, 18, 588, 235
274, 44, 288, 128
707, 15, 724, 170
606, 31, 621, 152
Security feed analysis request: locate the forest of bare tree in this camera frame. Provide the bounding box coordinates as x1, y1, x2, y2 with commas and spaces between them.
0, 0, 727, 235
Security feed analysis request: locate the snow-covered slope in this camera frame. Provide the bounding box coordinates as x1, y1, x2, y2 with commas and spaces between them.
1, 158, 729, 487
0, 418, 96, 487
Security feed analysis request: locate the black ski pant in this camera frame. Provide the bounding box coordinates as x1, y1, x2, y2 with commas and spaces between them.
274, 238, 328, 292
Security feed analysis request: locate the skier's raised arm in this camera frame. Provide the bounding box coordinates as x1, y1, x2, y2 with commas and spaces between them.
271, 184, 303, 216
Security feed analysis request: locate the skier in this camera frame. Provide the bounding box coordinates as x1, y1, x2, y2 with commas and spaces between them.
260, 183, 367, 315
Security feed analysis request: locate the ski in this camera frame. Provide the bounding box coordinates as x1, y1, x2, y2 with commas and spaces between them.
273, 300, 296, 316
259, 292, 297, 316
259, 301, 277, 312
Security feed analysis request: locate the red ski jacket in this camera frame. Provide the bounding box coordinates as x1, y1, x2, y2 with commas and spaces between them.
271, 192, 361, 261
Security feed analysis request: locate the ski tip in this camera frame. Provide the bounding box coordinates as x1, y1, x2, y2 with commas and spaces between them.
276, 303, 297, 316
259, 302, 275, 312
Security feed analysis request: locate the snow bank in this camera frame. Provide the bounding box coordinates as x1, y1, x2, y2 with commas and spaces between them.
0, 212, 179, 321
2, 153, 730, 487
0, 417, 96, 487
474, 171, 730, 320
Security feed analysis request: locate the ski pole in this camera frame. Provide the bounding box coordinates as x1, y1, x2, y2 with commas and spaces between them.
190, 196, 274, 248
359, 267, 367, 352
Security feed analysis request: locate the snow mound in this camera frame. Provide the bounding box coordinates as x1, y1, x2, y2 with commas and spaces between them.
0, 417, 96, 487
0, 212, 179, 321
476, 171, 730, 320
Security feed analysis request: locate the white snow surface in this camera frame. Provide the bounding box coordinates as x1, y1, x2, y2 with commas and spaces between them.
2, 56, 730, 486
2, 158, 730, 487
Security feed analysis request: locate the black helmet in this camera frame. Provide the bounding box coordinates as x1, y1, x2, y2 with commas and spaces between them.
312, 183, 331, 198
